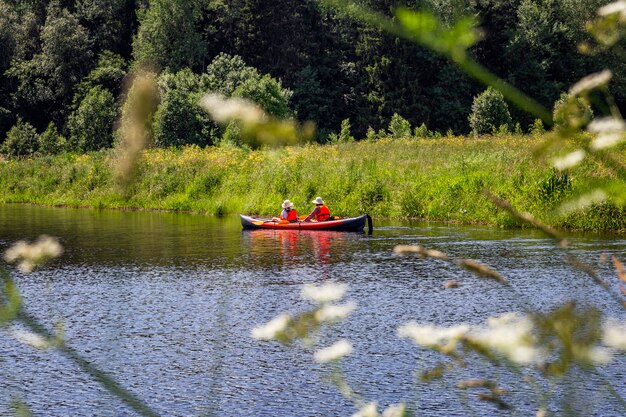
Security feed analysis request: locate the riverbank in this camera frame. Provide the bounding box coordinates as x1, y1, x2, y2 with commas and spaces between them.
1, 135, 624, 231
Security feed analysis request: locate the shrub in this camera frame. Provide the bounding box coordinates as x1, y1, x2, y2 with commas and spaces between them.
414, 123, 429, 138
1, 119, 39, 157
553, 92, 593, 131
233, 74, 292, 118
38, 122, 67, 155
366, 126, 377, 141
200, 53, 260, 96
388, 113, 411, 138
218, 121, 243, 147
67, 86, 117, 152
530, 119, 545, 135
468, 87, 512, 135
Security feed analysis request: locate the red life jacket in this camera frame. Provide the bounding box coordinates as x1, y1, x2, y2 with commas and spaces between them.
282, 209, 298, 222
315, 205, 330, 221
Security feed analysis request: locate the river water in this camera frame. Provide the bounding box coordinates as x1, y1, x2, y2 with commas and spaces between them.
0, 204, 624, 417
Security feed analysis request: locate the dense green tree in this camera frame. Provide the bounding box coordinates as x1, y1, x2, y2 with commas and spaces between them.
67, 86, 117, 151
233, 74, 291, 119
153, 69, 208, 147
469, 87, 512, 135
200, 53, 259, 96
38, 121, 67, 154
6, 1, 93, 128
1, 118, 39, 157
132, 0, 205, 71
72, 51, 127, 109
76, 0, 137, 57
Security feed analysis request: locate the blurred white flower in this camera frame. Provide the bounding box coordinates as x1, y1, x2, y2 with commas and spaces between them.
569, 70, 612, 96
579, 346, 612, 365
10, 328, 51, 349
474, 313, 542, 365
552, 149, 586, 170
301, 282, 347, 303
598, 1, 626, 18
251, 313, 291, 340
588, 117, 626, 149
199, 93, 265, 124
397, 322, 469, 351
352, 402, 378, 417
4, 235, 63, 273
315, 302, 356, 323
382, 403, 406, 417
558, 190, 607, 216
603, 321, 626, 350
313, 339, 353, 363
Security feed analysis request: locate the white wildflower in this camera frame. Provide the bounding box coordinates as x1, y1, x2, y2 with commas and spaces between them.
10, 328, 51, 349
588, 117, 626, 149
592, 132, 624, 150
251, 313, 291, 340
301, 282, 347, 304
382, 403, 406, 417
552, 149, 586, 170
199, 93, 265, 124
583, 346, 612, 365
398, 322, 469, 351
4, 235, 63, 273
352, 402, 378, 417
598, 1, 626, 17
313, 339, 353, 363
315, 301, 356, 323
474, 313, 542, 365
603, 321, 626, 350
569, 70, 612, 96
557, 190, 607, 216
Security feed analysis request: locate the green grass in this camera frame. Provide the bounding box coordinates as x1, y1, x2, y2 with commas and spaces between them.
1, 135, 625, 231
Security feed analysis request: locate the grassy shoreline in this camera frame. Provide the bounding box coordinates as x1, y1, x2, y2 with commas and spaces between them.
1, 135, 625, 232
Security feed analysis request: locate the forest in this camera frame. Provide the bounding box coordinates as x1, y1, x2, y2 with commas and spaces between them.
0, 0, 623, 155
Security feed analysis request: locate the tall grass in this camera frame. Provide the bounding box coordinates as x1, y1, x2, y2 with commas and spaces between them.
1, 135, 624, 231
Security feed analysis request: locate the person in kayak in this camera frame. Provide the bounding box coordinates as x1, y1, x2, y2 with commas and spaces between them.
303, 197, 331, 222
272, 199, 299, 222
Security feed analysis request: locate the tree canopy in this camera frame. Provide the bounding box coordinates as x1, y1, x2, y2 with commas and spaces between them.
0, 0, 624, 151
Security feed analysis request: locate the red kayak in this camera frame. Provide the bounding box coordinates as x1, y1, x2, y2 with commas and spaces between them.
240, 214, 372, 233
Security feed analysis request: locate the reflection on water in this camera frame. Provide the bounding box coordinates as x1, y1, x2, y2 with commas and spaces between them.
0, 204, 625, 417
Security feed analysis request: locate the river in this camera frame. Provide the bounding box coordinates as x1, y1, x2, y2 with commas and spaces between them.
0, 204, 624, 416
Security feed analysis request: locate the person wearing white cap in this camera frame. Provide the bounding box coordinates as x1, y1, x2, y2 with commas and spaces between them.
303, 196, 331, 222
272, 199, 298, 222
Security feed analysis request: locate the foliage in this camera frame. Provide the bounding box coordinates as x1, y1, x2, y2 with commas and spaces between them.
329, 118, 354, 144
0, 106, 15, 142
153, 69, 208, 148
0, 119, 39, 157
233, 74, 292, 119
73, 50, 127, 106
67, 86, 117, 152
6, 1, 93, 128
530, 118, 545, 135
468, 87, 513, 135
553, 92, 594, 131
388, 113, 411, 138
200, 53, 260, 96
132, 0, 205, 72
38, 122, 67, 155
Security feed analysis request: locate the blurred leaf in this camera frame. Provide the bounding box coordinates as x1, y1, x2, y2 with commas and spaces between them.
0, 268, 21, 326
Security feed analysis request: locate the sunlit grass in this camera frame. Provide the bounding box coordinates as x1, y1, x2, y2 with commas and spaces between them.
0, 135, 624, 231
